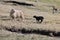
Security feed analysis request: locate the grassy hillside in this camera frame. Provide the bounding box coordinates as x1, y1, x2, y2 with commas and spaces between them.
28, 0, 60, 6
28, 0, 60, 4
40, 0, 60, 6
0, 0, 60, 40
26, 0, 60, 12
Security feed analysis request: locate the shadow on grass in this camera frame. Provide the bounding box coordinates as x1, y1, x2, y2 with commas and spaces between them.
3, 1, 34, 6
4, 26, 60, 37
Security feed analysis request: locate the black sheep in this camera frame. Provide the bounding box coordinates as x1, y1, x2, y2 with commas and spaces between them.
33, 15, 44, 23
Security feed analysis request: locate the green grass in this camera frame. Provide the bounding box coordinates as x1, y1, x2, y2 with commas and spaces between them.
40, 0, 55, 3
26, 0, 60, 12
28, 0, 60, 6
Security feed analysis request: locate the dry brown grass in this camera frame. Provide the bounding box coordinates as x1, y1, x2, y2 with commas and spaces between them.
0, 2, 60, 32
0, 1, 60, 40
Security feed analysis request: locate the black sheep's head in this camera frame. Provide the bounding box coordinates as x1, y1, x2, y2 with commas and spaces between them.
33, 15, 36, 18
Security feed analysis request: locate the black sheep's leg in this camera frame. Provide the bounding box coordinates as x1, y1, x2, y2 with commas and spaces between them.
36, 20, 39, 23
37, 20, 39, 23
40, 19, 43, 23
